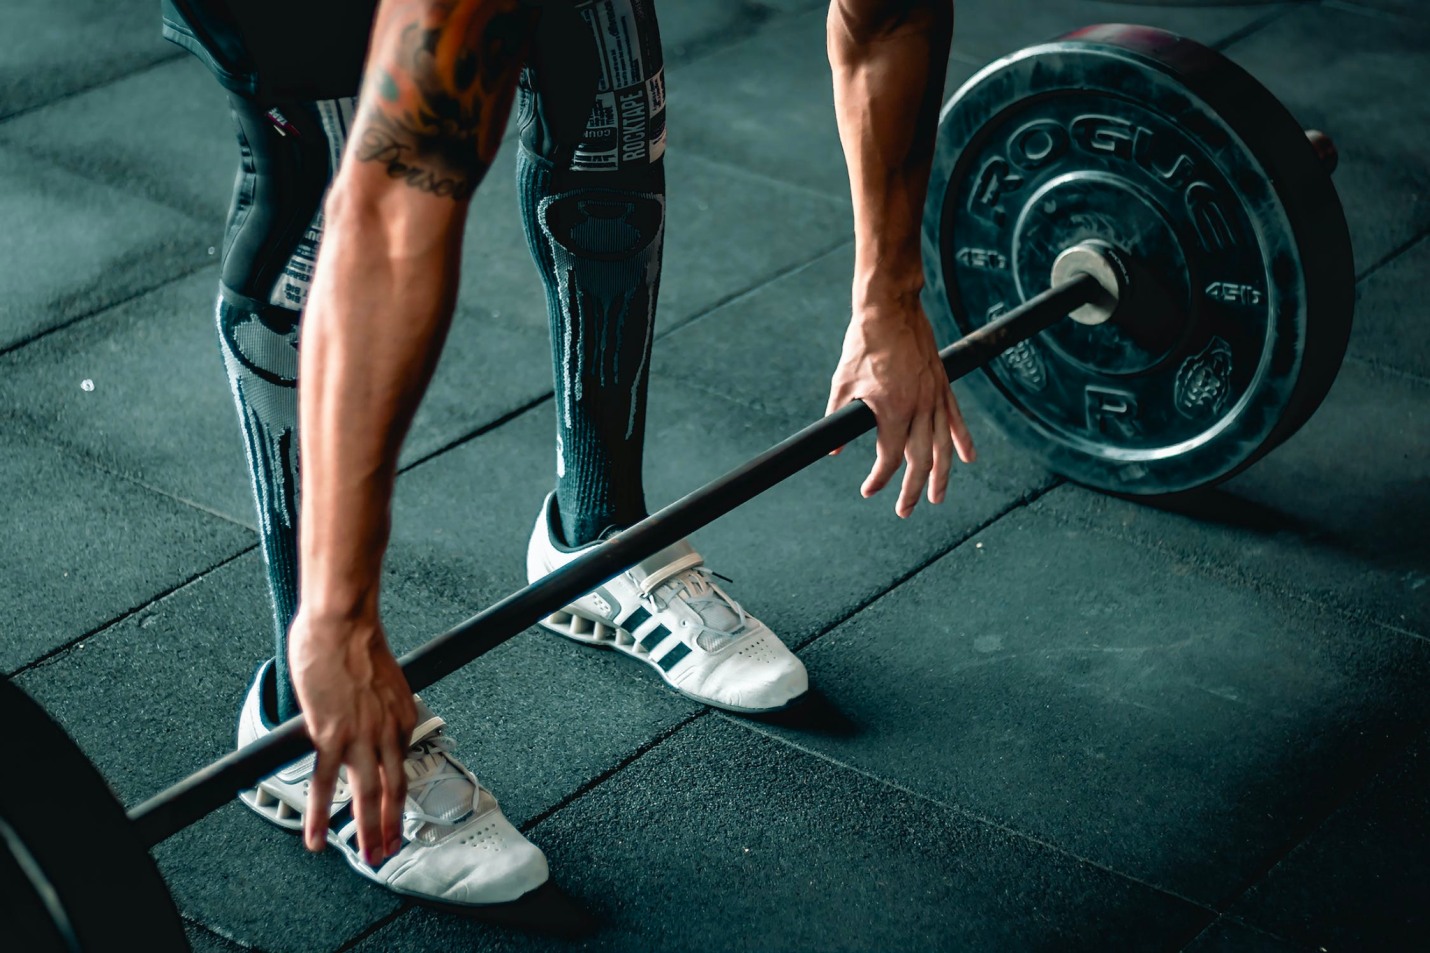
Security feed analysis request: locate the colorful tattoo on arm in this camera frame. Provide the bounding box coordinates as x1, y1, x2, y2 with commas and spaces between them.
355, 0, 534, 200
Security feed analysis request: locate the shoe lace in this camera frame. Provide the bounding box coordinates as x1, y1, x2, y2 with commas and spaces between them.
660, 566, 747, 634
401, 735, 477, 829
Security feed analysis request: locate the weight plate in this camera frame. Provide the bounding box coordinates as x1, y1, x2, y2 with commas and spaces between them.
921, 24, 1354, 495
0, 679, 188, 952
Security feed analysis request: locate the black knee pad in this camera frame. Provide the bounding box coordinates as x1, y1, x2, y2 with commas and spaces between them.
220, 95, 333, 308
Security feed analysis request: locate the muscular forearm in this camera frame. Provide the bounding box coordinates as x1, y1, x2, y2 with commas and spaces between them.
296, 195, 462, 618
297, 0, 531, 619
828, 0, 953, 308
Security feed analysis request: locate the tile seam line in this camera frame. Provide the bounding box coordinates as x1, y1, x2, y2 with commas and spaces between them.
0, 52, 187, 126
331, 904, 412, 953
1209, 5, 1297, 52
396, 238, 853, 476
1175, 914, 1312, 953
0, 134, 218, 225
718, 713, 1219, 917
516, 709, 709, 834
180, 913, 266, 953
23, 432, 258, 532
1206, 707, 1430, 916
4, 544, 258, 681
669, 145, 854, 206
1030, 496, 1428, 645
1324, 0, 1430, 27
515, 478, 1062, 833
1353, 225, 1430, 285
1342, 352, 1430, 386
0, 260, 220, 359
788, 476, 1065, 655
659, 237, 854, 343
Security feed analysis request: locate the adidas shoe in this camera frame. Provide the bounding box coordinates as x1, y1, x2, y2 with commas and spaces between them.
527, 493, 808, 713
236, 660, 548, 907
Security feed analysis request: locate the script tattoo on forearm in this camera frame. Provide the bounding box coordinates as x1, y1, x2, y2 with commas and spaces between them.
355, 0, 532, 200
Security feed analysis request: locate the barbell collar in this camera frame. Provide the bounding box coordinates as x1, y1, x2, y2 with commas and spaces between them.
128, 271, 1102, 849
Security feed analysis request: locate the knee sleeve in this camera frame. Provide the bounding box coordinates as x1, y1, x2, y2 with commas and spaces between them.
221, 94, 354, 309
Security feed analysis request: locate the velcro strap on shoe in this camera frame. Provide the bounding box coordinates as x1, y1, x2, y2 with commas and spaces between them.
632, 541, 704, 595
409, 695, 446, 747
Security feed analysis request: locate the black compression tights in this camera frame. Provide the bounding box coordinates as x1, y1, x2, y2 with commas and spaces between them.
214, 1, 668, 720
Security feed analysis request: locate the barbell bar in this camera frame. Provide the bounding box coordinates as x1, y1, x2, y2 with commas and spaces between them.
129, 269, 1108, 848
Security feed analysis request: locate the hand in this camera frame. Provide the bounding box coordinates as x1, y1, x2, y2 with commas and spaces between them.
287, 607, 418, 866
826, 296, 975, 517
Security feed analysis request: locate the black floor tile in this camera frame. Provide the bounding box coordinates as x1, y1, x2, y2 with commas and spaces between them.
0, 0, 175, 119
0, 145, 212, 351
1348, 233, 1430, 380
1228, 730, 1430, 952
1221, 3, 1430, 273
353, 717, 1208, 952
1041, 361, 1430, 635
750, 499, 1430, 904
1183, 918, 1308, 953
0, 430, 251, 674
0, 57, 238, 223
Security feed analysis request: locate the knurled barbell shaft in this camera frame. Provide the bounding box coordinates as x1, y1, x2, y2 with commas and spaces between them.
127, 272, 1103, 849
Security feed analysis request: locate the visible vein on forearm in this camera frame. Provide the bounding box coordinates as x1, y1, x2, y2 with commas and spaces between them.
355, 0, 531, 200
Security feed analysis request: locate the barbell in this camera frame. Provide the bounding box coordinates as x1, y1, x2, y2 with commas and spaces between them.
1, 24, 1352, 952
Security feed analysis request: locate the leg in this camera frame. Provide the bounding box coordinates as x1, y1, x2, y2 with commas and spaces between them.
516, 0, 669, 546
519, 1, 808, 713
216, 95, 353, 721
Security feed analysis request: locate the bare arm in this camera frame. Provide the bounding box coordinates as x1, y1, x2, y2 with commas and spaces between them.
825, 0, 974, 516
291, 0, 533, 865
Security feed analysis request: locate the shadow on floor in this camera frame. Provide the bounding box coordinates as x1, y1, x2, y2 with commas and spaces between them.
426, 880, 599, 939
741, 688, 861, 739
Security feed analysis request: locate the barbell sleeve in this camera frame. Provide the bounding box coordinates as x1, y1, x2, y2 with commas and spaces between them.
128, 271, 1102, 849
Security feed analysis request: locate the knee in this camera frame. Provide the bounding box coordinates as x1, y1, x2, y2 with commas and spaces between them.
540, 189, 665, 262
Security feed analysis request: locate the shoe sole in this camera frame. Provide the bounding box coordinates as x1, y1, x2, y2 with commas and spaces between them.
239, 783, 304, 831
539, 609, 808, 715
238, 784, 546, 908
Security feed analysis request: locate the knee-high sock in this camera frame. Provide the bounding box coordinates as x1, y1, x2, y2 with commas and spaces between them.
517, 146, 665, 547
216, 292, 302, 722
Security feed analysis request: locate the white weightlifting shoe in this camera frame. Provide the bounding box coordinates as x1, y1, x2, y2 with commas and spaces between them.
236, 661, 548, 908
527, 493, 808, 713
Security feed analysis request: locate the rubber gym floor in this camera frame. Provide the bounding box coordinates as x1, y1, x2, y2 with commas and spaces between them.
3, 1, 1427, 950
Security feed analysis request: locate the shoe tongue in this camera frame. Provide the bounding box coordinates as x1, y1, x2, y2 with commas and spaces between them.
693, 599, 742, 633
664, 571, 743, 640
405, 744, 476, 842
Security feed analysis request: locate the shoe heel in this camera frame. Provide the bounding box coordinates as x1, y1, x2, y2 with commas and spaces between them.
240, 785, 305, 831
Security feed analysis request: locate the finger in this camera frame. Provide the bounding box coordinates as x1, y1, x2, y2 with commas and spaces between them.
305, 745, 340, 853
825, 387, 848, 456
929, 399, 954, 505
862, 414, 910, 498
348, 745, 385, 867
896, 408, 934, 518
947, 387, 976, 464
379, 728, 408, 860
